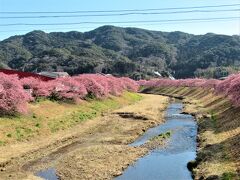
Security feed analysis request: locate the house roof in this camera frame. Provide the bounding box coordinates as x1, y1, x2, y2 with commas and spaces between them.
0, 69, 54, 81
38, 71, 69, 78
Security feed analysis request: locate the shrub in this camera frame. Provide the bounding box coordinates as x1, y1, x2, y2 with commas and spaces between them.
215, 74, 239, 95
226, 76, 240, 106
50, 77, 88, 101
20, 77, 52, 98
73, 75, 106, 99
119, 77, 139, 92
0, 73, 139, 115
200, 79, 220, 89
0, 73, 30, 115
139, 74, 240, 107
105, 76, 124, 96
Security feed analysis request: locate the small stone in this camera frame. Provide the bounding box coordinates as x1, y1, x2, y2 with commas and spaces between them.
115, 170, 123, 176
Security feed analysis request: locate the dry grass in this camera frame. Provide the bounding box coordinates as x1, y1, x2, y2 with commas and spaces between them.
0, 92, 142, 145
114, 93, 169, 122
0, 93, 169, 180
0, 92, 142, 162
56, 145, 148, 180
143, 87, 240, 179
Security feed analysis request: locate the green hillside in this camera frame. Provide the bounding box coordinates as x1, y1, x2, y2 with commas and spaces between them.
0, 25, 239, 79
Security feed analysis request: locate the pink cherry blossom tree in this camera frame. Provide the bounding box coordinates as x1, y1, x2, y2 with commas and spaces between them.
0, 73, 31, 115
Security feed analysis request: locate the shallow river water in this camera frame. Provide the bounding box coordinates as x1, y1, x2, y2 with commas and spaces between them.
115, 103, 197, 180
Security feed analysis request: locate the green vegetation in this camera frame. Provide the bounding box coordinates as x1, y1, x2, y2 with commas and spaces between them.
0, 140, 5, 146
221, 172, 238, 180
15, 127, 34, 141
210, 111, 217, 128
194, 66, 240, 79
150, 131, 172, 141
0, 26, 239, 79
0, 92, 142, 143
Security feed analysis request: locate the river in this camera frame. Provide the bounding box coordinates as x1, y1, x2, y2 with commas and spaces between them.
115, 102, 197, 180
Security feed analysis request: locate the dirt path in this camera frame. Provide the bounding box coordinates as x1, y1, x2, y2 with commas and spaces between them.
0, 94, 169, 180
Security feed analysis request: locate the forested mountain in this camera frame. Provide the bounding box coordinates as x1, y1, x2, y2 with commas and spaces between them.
0, 25, 239, 79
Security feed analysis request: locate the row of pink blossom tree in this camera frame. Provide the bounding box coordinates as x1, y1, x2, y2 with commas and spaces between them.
138, 73, 240, 107
0, 73, 139, 115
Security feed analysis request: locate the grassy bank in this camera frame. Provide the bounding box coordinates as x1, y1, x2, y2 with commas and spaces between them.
0, 94, 169, 180
142, 87, 240, 180
0, 92, 142, 145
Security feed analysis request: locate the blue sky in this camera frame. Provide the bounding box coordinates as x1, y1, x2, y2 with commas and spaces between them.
0, 0, 239, 40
